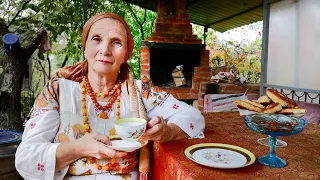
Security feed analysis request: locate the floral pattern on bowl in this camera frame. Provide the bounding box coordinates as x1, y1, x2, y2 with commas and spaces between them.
126, 128, 146, 140
115, 118, 147, 142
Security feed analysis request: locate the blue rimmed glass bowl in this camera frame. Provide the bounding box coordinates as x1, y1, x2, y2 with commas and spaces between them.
244, 114, 306, 168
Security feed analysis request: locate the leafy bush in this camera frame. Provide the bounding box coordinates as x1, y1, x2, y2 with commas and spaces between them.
208, 37, 262, 83
21, 91, 34, 119
193, 23, 262, 83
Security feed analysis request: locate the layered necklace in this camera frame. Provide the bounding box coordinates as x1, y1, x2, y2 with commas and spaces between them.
81, 76, 122, 171
82, 76, 121, 125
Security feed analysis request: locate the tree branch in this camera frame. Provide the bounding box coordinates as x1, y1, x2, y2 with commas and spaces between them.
141, 9, 147, 39
125, 2, 141, 25
125, 2, 146, 40
142, 9, 147, 24
14, 10, 40, 33
47, 56, 51, 79
25, 28, 47, 58
13, 25, 23, 33
61, 55, 69, 68
37, 60, 49, 80
8, 0, 32, 28
21, 33, 31, 46
34, 60, 42, 71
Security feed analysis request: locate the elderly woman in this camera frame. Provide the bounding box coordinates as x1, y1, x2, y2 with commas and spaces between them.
15, 13, 205, 180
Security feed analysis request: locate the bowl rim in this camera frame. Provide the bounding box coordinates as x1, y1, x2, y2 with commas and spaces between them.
115, 118, 147, 126
243, 114, 307, 128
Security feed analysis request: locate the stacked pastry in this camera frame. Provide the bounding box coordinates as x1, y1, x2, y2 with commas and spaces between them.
234, 89, 306, 116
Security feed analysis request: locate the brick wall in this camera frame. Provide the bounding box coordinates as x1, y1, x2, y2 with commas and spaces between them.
140, 46, 150, 78
217, 83, 260, 94
140, 0, 213, 112
140, 47, 211, 101
141, 42, 260, 112
146, 0, 202, 44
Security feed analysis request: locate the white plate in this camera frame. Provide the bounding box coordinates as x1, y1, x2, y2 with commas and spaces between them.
106, 139, 148, 152
192, 148, 247, 168
185, 143, 256, 169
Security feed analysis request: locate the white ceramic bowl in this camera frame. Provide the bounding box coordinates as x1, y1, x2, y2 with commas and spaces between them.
115, 118, 147, 142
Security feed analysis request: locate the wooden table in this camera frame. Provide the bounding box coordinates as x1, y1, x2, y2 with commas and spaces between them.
151, 112, 320, 180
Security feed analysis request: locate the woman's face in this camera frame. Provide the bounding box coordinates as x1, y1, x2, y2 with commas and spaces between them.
85, 18, 127, 75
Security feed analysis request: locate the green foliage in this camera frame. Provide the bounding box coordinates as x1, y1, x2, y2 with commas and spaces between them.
20, 91, 34, 118
110, 1, 156, 79
1, 0, 156, 74
209, 39, 262, 83
192, 24, 262, 83
38, 52, 44, 60
0, 0, 157, 115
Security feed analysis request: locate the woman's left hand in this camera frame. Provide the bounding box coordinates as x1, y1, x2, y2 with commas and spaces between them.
142, 116, 172, 143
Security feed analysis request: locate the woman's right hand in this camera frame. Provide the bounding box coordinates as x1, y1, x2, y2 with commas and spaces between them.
71, 133, 128, 159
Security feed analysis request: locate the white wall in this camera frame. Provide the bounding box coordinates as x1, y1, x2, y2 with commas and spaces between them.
268, 0, 320, 90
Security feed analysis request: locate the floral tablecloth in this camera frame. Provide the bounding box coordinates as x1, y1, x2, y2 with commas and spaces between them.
151, 112, 320, 180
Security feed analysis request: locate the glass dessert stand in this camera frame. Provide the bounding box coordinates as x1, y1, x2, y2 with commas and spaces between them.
257, 136, 287, 147
244, 114, 306, 168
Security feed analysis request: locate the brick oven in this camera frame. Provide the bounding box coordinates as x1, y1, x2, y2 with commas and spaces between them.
140, 0, 211, 111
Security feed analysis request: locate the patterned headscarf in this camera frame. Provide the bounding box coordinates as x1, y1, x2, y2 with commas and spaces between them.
56, 12, 134, 82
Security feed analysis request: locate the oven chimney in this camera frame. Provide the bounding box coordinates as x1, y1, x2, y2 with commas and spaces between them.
146, 0, 201, 44
140, 0, 211, 112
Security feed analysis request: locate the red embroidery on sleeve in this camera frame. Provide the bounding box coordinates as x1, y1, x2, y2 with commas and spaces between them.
30, 123, 36, 129
190, 123, 194, 130
173, 104, 179, 110
38, 163, 44, 171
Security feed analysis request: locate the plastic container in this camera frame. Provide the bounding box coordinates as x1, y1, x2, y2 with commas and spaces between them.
2, 33, 20, 52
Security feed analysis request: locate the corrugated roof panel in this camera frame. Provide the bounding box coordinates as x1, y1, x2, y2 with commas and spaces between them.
123, 0, 264, 32
211, 7, 263, 32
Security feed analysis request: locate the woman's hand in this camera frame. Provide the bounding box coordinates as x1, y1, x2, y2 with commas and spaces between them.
71, 133, 128, 159
56, 133, 128, 171
142, 116, 173, 143
143, 116, 190, 143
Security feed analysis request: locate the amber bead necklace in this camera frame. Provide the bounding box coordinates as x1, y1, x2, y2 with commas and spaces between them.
81, 76, 121, 171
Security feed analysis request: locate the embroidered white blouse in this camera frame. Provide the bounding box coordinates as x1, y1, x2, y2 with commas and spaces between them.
15, 78, 205, 180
